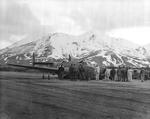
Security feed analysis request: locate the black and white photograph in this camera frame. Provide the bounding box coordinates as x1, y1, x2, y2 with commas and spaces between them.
0, 0, 150, 119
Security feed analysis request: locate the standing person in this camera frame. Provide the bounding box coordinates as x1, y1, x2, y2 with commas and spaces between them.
114, 68, 118, 81
121, 66, 127, 82
120, 67, 125, 82
127, 68, 133, 82
74, 64, 79, 80
95, 65, 100, 80
99, 67, 106, 80
58, 64, 65, 80
140, 69, 145, 82
69, 64, 74, 80
110, 67, 116, 81
124, 67, 128, 82
72, 64, 77, 80
79, 63, 85, 80
105, 68, 111, 80
121, 66, 128, 82
117, 67, 121, 81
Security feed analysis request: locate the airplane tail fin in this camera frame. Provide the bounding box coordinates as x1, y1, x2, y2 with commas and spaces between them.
32, 53, 35, 66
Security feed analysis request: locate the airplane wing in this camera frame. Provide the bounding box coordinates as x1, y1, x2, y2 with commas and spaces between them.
7, 63, 59, 74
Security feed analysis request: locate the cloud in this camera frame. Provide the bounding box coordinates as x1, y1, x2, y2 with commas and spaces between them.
68, 0, 147, 31
1, 0, 150, 49
0, 0, 46, 49
20, 0, 150, 36
108, 26, 150, 45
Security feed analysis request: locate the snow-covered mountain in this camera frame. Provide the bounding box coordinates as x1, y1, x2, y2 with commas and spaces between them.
0, 32, 150, 67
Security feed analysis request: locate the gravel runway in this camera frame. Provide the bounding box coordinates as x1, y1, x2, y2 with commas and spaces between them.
0, 71, 150, 119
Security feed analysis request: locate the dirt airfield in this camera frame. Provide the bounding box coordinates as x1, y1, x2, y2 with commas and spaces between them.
0, 71, 150, 119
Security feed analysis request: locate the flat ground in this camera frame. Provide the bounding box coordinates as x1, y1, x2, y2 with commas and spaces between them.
0, 71, 150, 119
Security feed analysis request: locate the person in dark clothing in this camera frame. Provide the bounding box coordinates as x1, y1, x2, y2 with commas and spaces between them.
120, 67, 125, 82
124, 68, 128, 82
121, 67, 128, 82
99, 68, 106, 80
78, 64, 85, 80
120, 67, 124, 82
117, 67, 122, 81
58, 64, 64, 79
110, 67, 116, 81
69, 64, 74, 80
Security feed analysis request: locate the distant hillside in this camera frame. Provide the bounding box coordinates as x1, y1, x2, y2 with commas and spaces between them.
0, 32, 150, 67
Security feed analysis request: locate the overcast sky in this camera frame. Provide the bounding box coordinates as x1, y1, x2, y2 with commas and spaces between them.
0, 0, 150, 49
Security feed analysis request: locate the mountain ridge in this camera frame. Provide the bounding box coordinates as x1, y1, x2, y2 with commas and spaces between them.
0, 32, 150, 67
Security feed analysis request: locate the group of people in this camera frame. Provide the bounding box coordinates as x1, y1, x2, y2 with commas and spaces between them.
58, 63, 87, 80
58, 62, 149, 82
100, 67, 133, 82
96, 66, 148, 82
69, 63, 96, 81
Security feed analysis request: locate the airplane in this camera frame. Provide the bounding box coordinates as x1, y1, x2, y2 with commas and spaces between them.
31, 53, 61, 67
7, 53, 96, 80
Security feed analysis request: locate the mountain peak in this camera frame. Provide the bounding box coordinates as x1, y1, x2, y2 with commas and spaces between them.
0, 32, 150, 66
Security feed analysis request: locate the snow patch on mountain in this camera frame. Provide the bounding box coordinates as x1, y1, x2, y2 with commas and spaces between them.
0, 32, 150, 67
